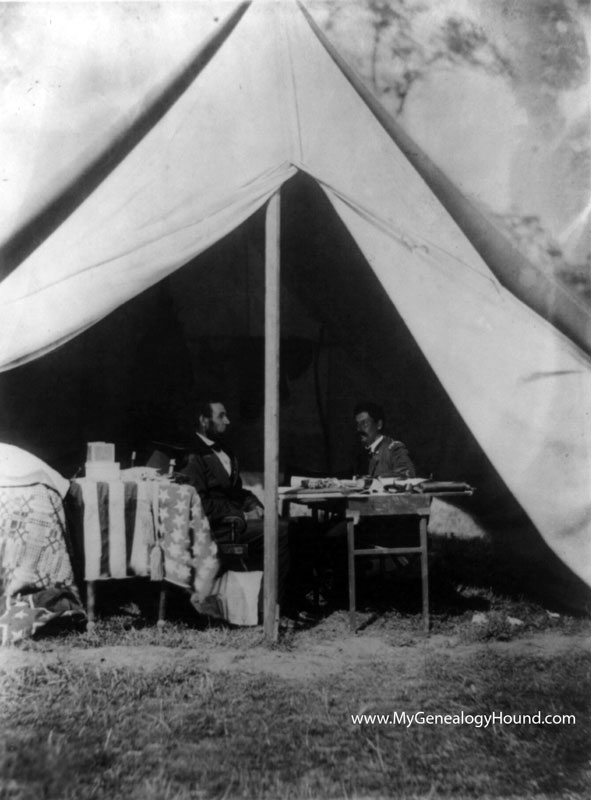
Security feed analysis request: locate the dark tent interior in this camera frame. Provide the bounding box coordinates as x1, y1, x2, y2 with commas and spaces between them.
1, 172, 588, 609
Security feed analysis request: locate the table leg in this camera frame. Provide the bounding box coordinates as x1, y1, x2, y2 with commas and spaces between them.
157, 582, 167, 629
420, 517, 429, 634
347, 516, 356, 632
86, 581, 96, 631
312, 508, 320, 606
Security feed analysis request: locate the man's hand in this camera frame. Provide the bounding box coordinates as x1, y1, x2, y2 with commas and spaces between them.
244, 505, 264, 521
169, 472, 190, 485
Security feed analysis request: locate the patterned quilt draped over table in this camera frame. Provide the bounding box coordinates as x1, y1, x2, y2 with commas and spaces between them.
0, 483, 74, 596
70, 479, 219, 602
0, 482, 84, 645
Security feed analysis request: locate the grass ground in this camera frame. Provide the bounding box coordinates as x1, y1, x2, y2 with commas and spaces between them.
1, 535, 590, 799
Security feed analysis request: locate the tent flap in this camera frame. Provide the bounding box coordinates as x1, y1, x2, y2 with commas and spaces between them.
0, 0, 590, 591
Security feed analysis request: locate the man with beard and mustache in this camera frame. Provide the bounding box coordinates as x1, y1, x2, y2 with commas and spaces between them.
178, 400, 312, 624
180, 400, 264, 529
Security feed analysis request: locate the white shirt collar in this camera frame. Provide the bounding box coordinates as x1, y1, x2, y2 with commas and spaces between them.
196, 432, 231, 475
368, 434, 384, 454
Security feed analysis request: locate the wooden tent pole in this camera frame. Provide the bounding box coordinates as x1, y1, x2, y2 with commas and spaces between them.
263, 190, 281, 642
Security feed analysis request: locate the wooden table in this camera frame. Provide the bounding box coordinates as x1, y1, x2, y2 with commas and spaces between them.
281, 490, 432, 632
346, 493, 431, 632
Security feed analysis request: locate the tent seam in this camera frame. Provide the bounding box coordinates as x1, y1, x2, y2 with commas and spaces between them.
308, 172, 502, 295
277, 3, 304, 167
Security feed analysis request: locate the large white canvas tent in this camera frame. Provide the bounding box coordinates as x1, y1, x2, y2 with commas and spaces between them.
1, 0, 590, 624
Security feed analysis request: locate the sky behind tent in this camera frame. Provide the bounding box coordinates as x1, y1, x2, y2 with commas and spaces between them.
1, 0, 589, 261
1, 1, 229, 238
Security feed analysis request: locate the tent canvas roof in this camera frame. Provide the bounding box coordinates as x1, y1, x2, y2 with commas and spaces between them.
0, 0, 590, 593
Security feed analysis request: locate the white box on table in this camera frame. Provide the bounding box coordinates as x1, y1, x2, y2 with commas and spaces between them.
85, 461, 120, 480
87, 442, 115, 462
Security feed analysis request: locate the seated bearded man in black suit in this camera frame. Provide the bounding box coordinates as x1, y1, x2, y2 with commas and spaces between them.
178, 400, 292, 614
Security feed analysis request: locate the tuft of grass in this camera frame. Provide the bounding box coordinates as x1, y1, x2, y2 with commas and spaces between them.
1, 648, 590, 799
11, 533, 591, 653
15, 581, 591, 655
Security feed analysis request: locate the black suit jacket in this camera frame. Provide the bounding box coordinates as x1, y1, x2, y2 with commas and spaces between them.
178, 436, 261, 528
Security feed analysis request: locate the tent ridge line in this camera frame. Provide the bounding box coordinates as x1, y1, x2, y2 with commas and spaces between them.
276, 3, 305, 165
